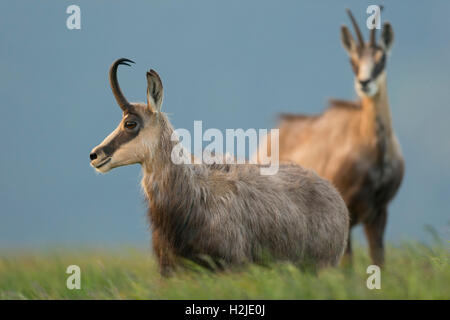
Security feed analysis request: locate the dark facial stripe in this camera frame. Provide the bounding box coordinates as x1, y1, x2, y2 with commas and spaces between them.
101, 112, 143, 157
101, 129, 139, 157
372, 53, 386, 79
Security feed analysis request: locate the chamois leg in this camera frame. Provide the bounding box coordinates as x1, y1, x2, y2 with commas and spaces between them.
152, 229, 176, 277
340, 231, 353, 267
364, 207, 387, 267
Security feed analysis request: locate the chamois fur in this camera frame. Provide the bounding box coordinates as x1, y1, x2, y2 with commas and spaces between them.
142, 113, 349, 274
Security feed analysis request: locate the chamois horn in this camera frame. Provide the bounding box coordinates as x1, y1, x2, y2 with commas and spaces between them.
346, 9, 364, 48
109, 58, 135, 112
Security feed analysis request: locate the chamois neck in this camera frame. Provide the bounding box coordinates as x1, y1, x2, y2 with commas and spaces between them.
140, 116, 200, 244
141, 114, 177, 175
360, 75, 393, 140
140, 114, 195, 217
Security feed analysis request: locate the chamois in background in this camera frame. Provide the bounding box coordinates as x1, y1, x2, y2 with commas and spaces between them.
255, 10, 404, 266
90, 59, 349, 275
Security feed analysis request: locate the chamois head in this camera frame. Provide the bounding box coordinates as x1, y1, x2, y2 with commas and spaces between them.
90, 58, 164, 173
340, 9, 394, 97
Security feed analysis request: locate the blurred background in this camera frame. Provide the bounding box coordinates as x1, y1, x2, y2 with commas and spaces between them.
0, 1, 449, 250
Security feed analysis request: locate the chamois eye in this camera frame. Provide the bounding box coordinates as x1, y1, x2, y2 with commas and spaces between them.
124, 121, 137, 130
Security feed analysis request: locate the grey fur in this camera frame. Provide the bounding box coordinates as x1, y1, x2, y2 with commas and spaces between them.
142, 114, 349, 275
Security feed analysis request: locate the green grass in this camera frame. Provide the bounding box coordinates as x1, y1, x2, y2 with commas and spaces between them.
0, 242, 448, 299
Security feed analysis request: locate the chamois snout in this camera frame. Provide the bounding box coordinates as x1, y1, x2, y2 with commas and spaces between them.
89, 144, 112, 172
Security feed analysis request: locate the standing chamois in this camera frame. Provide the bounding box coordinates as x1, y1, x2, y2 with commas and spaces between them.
90, 58, 349, 275
255, 10, 404, 266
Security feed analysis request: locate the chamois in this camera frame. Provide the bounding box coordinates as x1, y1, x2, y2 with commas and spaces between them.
255, 10, 404, 266
90, 58, 349, 275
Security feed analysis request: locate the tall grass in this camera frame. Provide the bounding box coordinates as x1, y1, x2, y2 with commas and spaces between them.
0, 242, 448, 299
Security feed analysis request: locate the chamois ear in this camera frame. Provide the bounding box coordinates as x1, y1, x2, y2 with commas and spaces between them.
380, 22, 394, 53
146, 69, 163, 113
341, 25, 357, 56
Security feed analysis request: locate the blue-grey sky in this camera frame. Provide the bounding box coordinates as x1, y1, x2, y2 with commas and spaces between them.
0, 1, 449, 250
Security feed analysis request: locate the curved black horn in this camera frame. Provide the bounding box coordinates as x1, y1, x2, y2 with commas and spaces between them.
109, 58, 135, 112
346, 9, 364, 48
